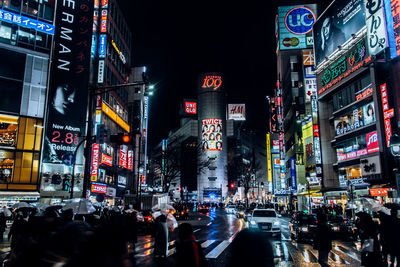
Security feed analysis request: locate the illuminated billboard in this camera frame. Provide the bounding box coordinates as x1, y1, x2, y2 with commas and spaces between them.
227, 104, 246, 121
200, 74, 223, 92
42, 0, 93, 165
184, 101, 197, 114
201, 119, 222, 151
277, 5, 317, 50
313, 0, 366, 66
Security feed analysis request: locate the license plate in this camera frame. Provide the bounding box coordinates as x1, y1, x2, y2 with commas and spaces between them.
262, 226, 270, 230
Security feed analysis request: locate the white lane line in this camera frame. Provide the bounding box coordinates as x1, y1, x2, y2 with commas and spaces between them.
167, 247, 176, 256
205, 240, 230, 259
201, 240, 216, 248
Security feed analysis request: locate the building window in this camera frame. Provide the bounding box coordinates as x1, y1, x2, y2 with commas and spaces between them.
0, 115, 18, 148
16, 117, 42, 151
0, 150, 15, 183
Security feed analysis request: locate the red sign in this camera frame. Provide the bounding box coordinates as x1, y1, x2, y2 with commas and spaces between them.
128, 150, 133, 170
380, 83, 389, 111
356, 87, 373, 101
91, 144, 100, 181
101, 0, 108, 7
202, 75, 222, 90
184, 102, 197, 114
384, 108, 394, 120
100, 10, 107, 33
384, 119, 392, 147
119, 145, 128, 168
369, 188, 389, 197
101, 154, 112, 166
356, 149, 368, 157
313, 125, 319, 137
91, 183, 107, 194
366, 131, 379, 152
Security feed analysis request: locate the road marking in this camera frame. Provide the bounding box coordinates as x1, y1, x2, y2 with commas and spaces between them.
201, 240, 216, 248
205, 240, 230, 259
193, 228, 201, 233
167, 247, 176, 256
336, 245, 361, 262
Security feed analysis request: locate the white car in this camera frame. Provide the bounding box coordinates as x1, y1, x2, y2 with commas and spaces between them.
249, 209, 281, 238
226, 205, 236, 214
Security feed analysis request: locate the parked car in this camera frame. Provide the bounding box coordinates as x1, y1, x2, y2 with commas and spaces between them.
288, 212, 318, 243
249, 209, 281, 238
327, 214, 356, 240
198, 204, 210, 213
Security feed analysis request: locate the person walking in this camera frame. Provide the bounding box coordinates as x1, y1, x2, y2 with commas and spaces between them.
313, 213, 332, 267
176, 223, 207, 267
0, 213, 7, 242
153, 214, 168, 261
355, 212, 382, 267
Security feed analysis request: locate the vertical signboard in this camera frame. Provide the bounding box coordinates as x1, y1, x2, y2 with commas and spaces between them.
100, 9, 107, 33
266, 134, 272, 182
380, 83, 392, 147
201, 119, 223, 151
42, 1, 93, 165
290, 158, 297, 191
364, 0, 387, 55
127, 150, 134, 170
91, 144, 100, 182
119, 145, 128, 168
97, 60, 104, 84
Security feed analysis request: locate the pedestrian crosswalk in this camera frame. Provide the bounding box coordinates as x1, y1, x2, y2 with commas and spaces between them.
135, 234, 362, 266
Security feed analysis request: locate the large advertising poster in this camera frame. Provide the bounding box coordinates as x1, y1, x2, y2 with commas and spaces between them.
42, 1, 93, 165
277, 5, 317, 50
313, 0, 366, 66
201, 119, 222, 151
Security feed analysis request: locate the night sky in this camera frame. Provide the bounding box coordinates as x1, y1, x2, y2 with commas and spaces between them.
119, 0, 330, 149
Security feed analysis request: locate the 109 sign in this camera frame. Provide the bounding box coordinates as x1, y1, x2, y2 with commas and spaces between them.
202, 75, 222, 90
284, 7, 315, 35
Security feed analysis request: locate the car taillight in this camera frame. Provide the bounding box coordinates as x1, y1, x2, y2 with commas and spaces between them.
145, 216, 152, 222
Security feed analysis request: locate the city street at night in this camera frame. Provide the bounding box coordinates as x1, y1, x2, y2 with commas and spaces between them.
0, 0, 400, 266
134, 208, 362, 267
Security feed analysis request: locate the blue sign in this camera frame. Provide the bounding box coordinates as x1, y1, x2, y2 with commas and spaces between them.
290, 158, 297, 190
91, 35, 97, 58
0, 10, 54, 35
99, 34, 106, 58
284, 7, 315, 35
61, 153, 75, 166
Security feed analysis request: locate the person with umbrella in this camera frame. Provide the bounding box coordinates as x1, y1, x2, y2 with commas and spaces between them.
355, 212, 382, 266
153, 214, 168, 261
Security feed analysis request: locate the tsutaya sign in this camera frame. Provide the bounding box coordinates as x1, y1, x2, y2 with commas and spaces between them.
317, 38, 372, 97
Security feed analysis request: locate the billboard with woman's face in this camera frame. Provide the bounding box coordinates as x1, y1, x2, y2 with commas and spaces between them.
202, 118, 222, 151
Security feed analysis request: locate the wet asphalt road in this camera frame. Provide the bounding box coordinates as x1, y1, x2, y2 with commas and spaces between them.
134, 208, 362, 267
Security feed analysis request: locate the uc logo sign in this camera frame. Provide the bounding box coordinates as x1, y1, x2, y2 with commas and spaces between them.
284, 7, 315, 35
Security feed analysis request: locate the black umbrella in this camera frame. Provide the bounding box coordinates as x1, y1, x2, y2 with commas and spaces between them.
384, 203, 400, 210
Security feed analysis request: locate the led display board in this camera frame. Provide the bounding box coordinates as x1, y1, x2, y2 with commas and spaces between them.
90, 144, 100, 182
201, 119, 222, 151
313, 0, 366, 66
91, 182, 107, 194
277, 5, 317, 50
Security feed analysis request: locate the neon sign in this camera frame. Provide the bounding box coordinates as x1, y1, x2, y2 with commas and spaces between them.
101, 153, 112, 166
91, 182, 107, 194
356, 87, 373, 101
381, 83, 392, 147
111, 39, 126, 64
184, 102, 197, 114
91, 144, 100, 182
202, 75, 222, 90
100, 10, 107, 33
284, 7, 315, 35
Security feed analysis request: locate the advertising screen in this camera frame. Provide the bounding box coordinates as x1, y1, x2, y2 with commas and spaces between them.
201, 119, 223, 151
91, 182, 107, 194
277, 5, 317, 50
334, 102, 375, 136
42, 1, 93, 165
227, 104, 246, 121
313, 0, 366, 66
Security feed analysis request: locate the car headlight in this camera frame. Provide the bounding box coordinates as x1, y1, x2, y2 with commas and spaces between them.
250, 220, 256, 225
333, 226, 340, 231
273, 221, 280, 226
301, 227, 308, 232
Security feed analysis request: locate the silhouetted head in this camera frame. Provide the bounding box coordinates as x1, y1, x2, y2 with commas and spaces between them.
178, 223, 194, 241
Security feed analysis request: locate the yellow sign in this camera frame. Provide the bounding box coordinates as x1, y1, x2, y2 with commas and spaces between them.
266, 134, 272, 182
102, 102, 130, 132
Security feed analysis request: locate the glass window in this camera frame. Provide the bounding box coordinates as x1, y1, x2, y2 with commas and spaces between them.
253, 210, 276, 217
17, 117, 42, 151
0, 115, 18, 148
7, 0, 21, 11
0, 150, 15, 183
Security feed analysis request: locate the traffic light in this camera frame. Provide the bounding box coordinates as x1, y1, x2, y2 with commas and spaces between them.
110, 133, 131, 145
62, 178, 70, 191
230, 183, 235, 189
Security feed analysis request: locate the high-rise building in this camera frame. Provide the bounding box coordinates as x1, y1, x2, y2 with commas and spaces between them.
0, 1, 55, 204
